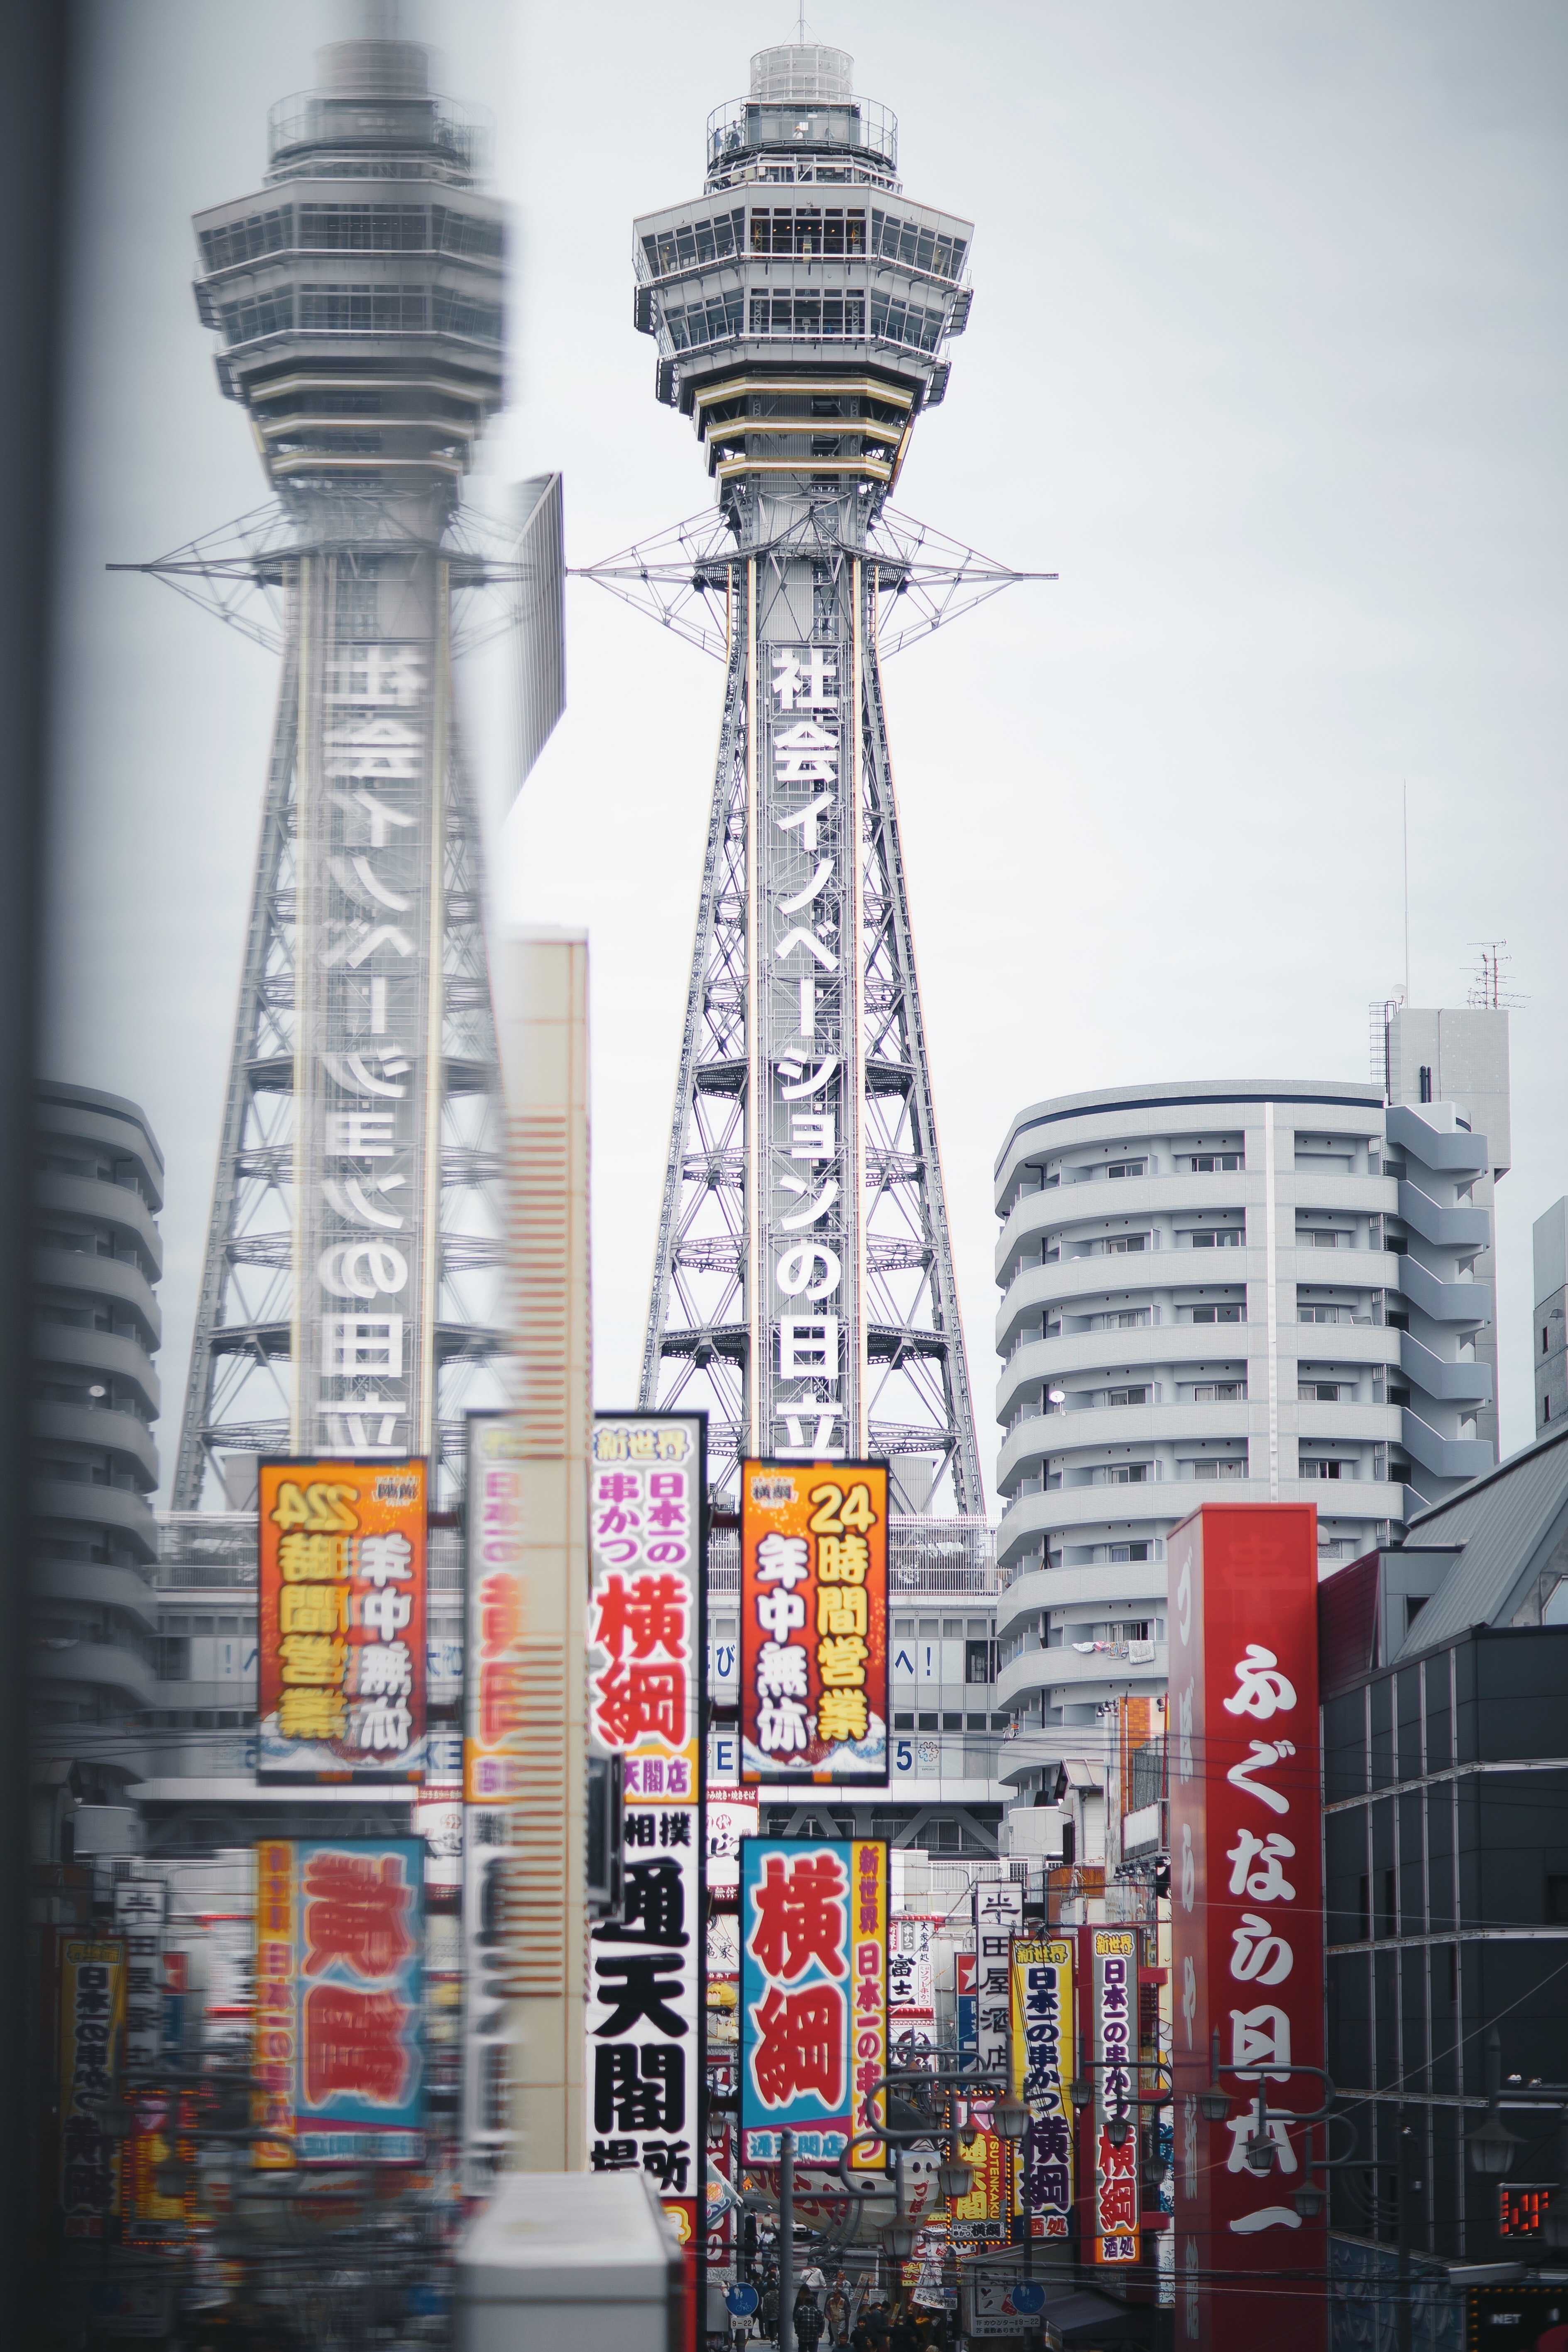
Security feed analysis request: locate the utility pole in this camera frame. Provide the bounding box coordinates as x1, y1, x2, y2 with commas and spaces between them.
778, 2127, 795, 2352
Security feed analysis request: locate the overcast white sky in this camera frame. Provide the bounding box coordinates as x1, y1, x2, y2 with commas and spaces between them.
44, 0, 1568, 1502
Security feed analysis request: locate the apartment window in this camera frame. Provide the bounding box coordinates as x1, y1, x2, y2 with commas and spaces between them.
1188, 1153, 1241, 1173
1101, 1233, 1149, 1255
1186, 1229, 1241, 1249
1190, 1459, 1245, 1480
1298, 1305, 1344, 1325
1191, 1382, 1244, 1402
893, 1714, 914, 1731
1099, 1462, 1151, 1485
1106, 1386, 1148, 1407
1303, 1230, 1344, 1249
1189, 1304, 1242, 1324
1300, 1383, 1342, 1402
1108, 1542, 1150, 1563
965, 1640, 996, 1684
942, 1712, 963, 1732
1106, 1160, 1146, 1179
917, 1713, 938, 1731
1305, 1459, 1348, 1479
1125, 1622, 1151, 1641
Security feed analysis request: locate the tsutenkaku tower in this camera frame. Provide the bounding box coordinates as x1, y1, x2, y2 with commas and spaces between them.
629, 41, 986, 1511
165, 33, 558, 1509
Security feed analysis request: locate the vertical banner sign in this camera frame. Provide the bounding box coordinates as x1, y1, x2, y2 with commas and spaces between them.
754, 631, 864, 1464
461, 1413, 529, 2187
253, 1839, 424, 2168
115, 1878, 167, 2075
586, 1412, 707, 2303
257, 1458, 427, 1778
889, 1916, 937, 2019
1168, 1504, 1324, 2352
59, 1939, 125, 2237
1012, 1938, 1075, 2239
296, 606, 441, 1463
706, 1790, 761, 1896
974, 1878, 1024, 2078
956, 1950, 977, 2051
1091, 1929, 1140, 2267
950, 2112, 1007, 2236
739, 1457, 889, 1782
740, 1837, 888, 2173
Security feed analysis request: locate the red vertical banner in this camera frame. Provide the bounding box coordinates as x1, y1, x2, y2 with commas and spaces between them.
1168, 1504, 1324, 2352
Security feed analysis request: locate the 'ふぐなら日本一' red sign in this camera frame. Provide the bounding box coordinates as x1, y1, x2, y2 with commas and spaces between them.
1168, 1505, 1324, 2352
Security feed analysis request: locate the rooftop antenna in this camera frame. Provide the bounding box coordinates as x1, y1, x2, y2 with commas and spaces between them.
1467, 942, 1526, 1011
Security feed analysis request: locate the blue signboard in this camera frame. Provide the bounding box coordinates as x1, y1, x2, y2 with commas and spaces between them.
255, 1835, 425, 2165
739, 1837, 887, 2173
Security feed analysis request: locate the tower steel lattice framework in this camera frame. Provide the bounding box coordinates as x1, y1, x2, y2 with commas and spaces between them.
587, 40, 1049, 1509
129, 33, 562, 1511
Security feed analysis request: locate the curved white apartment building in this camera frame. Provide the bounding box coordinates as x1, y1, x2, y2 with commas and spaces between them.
993, 1078, 1502, 1754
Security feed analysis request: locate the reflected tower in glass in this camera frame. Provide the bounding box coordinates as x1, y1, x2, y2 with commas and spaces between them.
171, 35, 530, 1508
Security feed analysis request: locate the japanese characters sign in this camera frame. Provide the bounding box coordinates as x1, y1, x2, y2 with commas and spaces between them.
59, 1938, 125, 2237
889, 1915, 937, 2017
1168, 1504, 1324, 2351
1090, 1930, 1139, 2267
461, 1413, 527, 2188
1012, 1938, 1074, 2238
586, 1413, 706, 2263
950, 2111, 1007, 2232
114, 1878, 166, 2074
753, 633, 864, 1462
588, 1805, 702, 2230
252, 1838, 424, 2167
974, 1878, 1024, 2081
739, 1837, 887, 2173
589, 1414, 705, 1804
739, 1459, 889, 1782
257, 1458, 427, 1779
296, 621, 441, 1462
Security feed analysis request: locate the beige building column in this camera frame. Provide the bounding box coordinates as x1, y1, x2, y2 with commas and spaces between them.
492, 926, 591, 2171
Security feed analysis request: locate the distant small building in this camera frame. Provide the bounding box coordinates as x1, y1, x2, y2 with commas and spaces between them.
1319, 1420, 1568, 2278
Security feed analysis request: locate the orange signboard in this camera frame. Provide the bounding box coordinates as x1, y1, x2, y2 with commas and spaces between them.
739, 1458, 888, 1784
257, 1459, 427, 1779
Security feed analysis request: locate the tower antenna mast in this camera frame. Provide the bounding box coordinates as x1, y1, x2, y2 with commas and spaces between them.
584, 35, 1050, 1512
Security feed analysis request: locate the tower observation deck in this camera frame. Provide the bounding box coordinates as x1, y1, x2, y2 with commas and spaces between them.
631, 42, 985, 1511
166, 34, 557, 1509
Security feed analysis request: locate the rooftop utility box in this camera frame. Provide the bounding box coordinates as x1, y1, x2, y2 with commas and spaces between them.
456, 2171, 682, 2352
